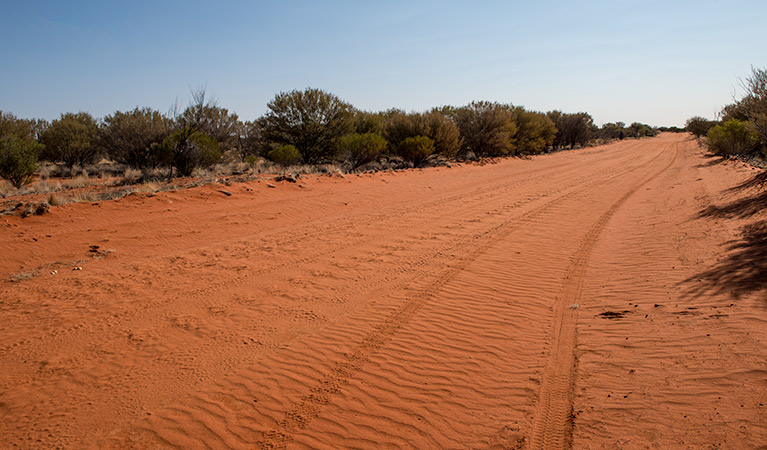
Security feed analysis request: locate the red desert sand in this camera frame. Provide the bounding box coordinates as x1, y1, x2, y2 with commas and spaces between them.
1, 133, 765, 449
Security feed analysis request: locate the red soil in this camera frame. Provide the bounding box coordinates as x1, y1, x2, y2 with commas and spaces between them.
1, 133, 765, 449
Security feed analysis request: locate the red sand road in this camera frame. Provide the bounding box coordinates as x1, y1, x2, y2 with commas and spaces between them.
1, 133, 766, 449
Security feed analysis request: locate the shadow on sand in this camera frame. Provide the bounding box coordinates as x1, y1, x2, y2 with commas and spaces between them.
683, 171, 767, 305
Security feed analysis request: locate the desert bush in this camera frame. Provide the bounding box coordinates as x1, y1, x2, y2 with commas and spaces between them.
338, 132, 388, 169
0, 111, 47, 141
261, 88, 354, 164
454, 101, 516, 157
177, 89, 241, 152
707, 119, 759, 157
0, 135, 41, 188
267, 144, 302, 166
353, 110, 385, 135
734, 66, 767, 152
510, 107, 557, 155
159, 128, 221, 177
547, 111, 596, 149
627, 122, 658, 138
237, 120, 266, 158
384, 111, 461, 158
39, 112, 99, 167
685, 116, 717, 139
395, 136, 435, 168
100, 107, 169, 170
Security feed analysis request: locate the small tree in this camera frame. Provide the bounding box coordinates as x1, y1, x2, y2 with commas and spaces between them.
454, 101, 516, 157
396, 136, 435, 168
510, 107, 556, 155
0, 111, 46, 141
99, 107, 169, 170
0, 135, 41, 188
384, 110, 461, 158
179, 91, 241, 152
707, 119, 759, 157
159, 128, 221, 177
736, 66, 767, 148
262, 88, 354, 164
39, 112, 99, 167
685, 116, 716, 139
338, 132, 387, 169
548, 111, 595, 149
267, 144, 301, 166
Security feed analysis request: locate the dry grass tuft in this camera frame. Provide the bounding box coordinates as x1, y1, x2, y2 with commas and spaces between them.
0, 180, 15, 198
63, 175, 92, 189
121, 168, 142, 185
47, 192, 64, 206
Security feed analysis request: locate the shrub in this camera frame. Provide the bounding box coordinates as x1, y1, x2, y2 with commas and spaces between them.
707, 119, 759, 157
395, 136, 435, 168
0, 135, 41, 188
338, 132, 387, 169
510, 107, 557, 155
267, 144, 302, 166
99, 107, 169, 170
39, 112, 99, 167
454, 101, 516, 157
261, 88, 354, 164
685, 116, 716, 139
384, 111, 461, 158
547, 111, 596, 149
159, 128, 221, 177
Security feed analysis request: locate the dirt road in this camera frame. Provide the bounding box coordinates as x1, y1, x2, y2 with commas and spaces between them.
1, 133, 765, 449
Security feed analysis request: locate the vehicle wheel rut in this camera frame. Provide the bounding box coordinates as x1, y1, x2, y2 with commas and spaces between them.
528, 146, 679, 450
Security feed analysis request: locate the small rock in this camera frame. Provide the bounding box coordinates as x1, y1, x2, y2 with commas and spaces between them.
50, 270, 58, 275
72, 266, 82, 271
570, 304, 579, 309
218, 190, 232, 196
266, 184, 276, 188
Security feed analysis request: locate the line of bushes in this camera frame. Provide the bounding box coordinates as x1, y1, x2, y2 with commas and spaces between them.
0, 88, 660, 189
686, 66, 767, 162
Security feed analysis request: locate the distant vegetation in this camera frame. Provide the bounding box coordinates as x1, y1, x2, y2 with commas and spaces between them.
687, 66, 767, 161
0, 88, 660, 191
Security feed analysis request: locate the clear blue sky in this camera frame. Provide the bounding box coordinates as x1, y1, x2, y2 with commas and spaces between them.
1, 1, 765, 127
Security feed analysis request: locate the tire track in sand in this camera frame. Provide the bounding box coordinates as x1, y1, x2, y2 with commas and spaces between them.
254, 147, 671, 450
528, 144, 679, 450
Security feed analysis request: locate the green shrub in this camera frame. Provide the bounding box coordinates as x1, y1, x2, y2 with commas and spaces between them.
0, 135, 41, 188
685, 116, 716, 139
262, 88, 354, 164
338, 132, 387, 169
707, 119, 759, 156
159, 128, 221, 177
39, 112, 99, 167
396, 136, 435, 168
267, 144, 301, 166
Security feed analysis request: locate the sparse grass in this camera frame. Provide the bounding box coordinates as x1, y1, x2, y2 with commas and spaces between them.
32, 179, 63, 194
121, 168, 142, 185
63, 175, 93, 189
71, 191, 100, 203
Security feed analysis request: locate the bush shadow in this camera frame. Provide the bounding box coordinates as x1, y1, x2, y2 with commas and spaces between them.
682, 220, 767, 305
698, 187, 767, 220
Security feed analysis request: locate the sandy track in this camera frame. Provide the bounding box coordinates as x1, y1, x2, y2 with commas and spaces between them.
1, 134, 765, 449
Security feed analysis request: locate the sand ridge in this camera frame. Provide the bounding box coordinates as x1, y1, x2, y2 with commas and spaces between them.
0, 133, 765, 449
